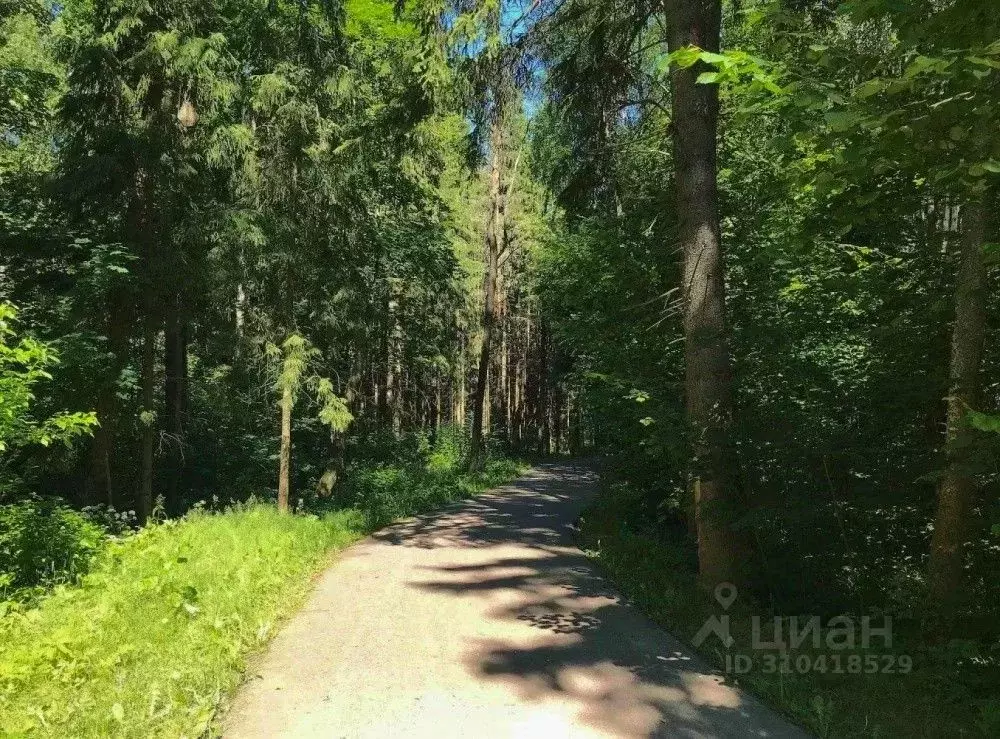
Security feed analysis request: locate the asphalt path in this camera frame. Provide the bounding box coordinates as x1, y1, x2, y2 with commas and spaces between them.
224, 462, 809, 738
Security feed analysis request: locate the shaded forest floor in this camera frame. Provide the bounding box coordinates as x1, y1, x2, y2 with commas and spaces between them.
578, 480, 999, 738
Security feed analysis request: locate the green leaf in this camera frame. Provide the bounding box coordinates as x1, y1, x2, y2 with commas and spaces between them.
967, 55, 1000, 69
968, 410, 1000, 433
698, 51, 728, 65
854, 79, 886, 99
626, 389, 650, 403
824, 111, 856, 132
668, 46, 703, 69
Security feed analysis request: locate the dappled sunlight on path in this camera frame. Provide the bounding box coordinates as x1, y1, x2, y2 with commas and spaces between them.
224, 463, 808, 738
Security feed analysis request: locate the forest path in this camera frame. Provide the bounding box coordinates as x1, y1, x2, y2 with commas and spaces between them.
223, 462, 808, 738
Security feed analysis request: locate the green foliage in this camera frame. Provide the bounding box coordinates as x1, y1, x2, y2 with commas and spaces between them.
268, 334, 353, 433
2, 0, 998, 732
0, 303, 96, 456
0, 450, 524, 737
0, 504, 365, 737
0, 498, 104, 599
0, 0, 61, 161
968, 410, 1000, 434
335, 425, 525, 527
535, 0, 1000, 610
426, 424, 468, 471
1, 0, 480, 517
663, 45, 784, 96
533, 1, 1000, 731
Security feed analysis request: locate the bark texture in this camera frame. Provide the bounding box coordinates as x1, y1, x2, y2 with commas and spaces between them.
139, 317, 156, 521
665, 0, 737, 588
471, 97, 508, 467
164, 290, 187, 509
278, 385, 293, 513
927, 202, 988, 607
86, 295, 130, 507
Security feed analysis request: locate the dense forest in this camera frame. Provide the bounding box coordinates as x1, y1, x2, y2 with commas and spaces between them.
2, 0, 999, 736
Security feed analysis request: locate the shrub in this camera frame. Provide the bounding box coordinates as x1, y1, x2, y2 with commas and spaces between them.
331, 427, 525, 528
427, 425, 467, 472
341, 465, 452, 527
0, 498, 105, 598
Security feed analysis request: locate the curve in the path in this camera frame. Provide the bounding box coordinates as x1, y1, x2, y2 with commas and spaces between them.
223, 462, 810, 738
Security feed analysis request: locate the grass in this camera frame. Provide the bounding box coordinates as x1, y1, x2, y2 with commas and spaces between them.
577, 482, 996, 739
340, 457, 527, 528
0, 458, 527, 738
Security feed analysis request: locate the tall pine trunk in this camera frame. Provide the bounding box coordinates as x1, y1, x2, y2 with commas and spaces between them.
132, 164, 158, 521
665, 0, 737, 588
86, 295, 130, 507
536, 319, 550, 454
164, 290, 186, 510
454, 332, 467, 428
139, 317, 156, 521
471, 105, 506, 467
277, 385, 293, 513
927, 202, 988, 608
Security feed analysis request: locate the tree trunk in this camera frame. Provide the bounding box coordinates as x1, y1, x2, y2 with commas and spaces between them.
536, 320, 550, 454
132, 162, 159, 520
454, 333, 467, 428
86, 295, 130, 507
316, 430, 346, 499
277, 385, 293, 513
139, 318, 156, 521
927, 202, 988, 608
164, 291, 186, 509
519, 311, 532, 451
435, 375, 443, 434
377, 283, 404, 434
87, 391, 115, 506
553, 383, 564, 455
500, 321, 509, 440
510, 320, 522, 451
570, 392, 583, 456
665, 0, 737, 588
164, 295, 186, 434
471, 100, 507, 467
471, 328, 492, 464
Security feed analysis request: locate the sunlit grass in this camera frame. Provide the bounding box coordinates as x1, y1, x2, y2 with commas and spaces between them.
0, 459, 527, 738
0, 505, 365, 737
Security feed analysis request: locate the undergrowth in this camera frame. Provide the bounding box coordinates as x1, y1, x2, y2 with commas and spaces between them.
337, 457, 525, 528
0, 499, 105, 603
578, 479, 999, 739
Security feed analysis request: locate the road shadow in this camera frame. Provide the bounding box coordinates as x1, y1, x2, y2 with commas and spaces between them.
373, 463, 596, 549
403, 462, 809, 738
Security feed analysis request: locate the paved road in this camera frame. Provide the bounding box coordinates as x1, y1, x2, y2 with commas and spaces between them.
224, 462, 809, 738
